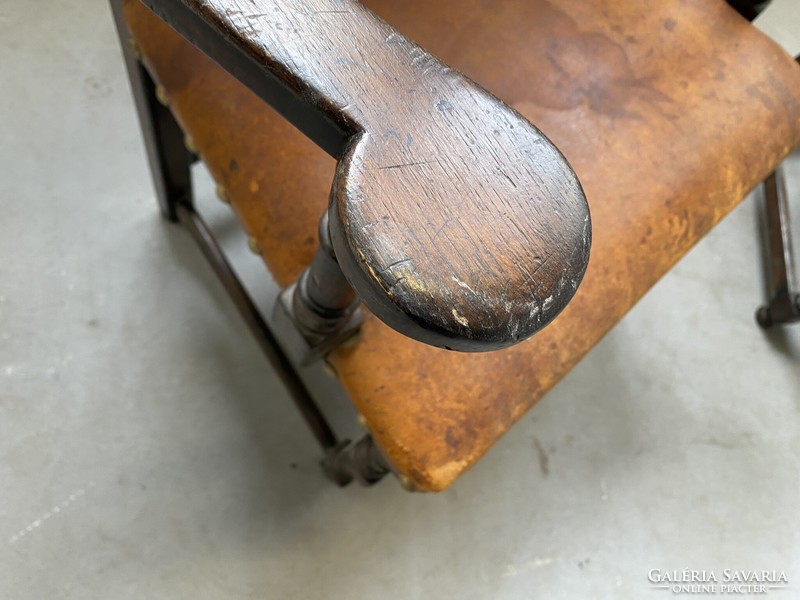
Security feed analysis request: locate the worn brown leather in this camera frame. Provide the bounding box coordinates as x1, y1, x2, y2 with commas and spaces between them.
124, 0, 800, 491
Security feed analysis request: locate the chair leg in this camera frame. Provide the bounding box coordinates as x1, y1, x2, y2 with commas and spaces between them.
175, 201, 392, 487
321, 436, 393, 487
274, 211, 363, 366
756, 167, 800, 327
109, 2, 392, 488
110, 0, 193, 221
174, 202, 340, 451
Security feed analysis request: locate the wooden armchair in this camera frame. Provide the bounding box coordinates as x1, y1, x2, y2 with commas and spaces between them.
111, 0, 800, 491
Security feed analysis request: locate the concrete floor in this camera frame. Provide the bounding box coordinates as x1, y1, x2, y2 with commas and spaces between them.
2, 2, 800, 598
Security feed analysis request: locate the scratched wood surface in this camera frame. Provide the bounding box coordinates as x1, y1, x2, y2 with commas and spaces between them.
140, 0, 592, 351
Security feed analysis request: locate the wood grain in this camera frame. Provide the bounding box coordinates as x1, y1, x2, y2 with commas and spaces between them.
139, 0, 591, 351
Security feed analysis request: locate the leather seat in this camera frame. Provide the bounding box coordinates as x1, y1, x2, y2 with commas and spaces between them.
124, 0, 800, 490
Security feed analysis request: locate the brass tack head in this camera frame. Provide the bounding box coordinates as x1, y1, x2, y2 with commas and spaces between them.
397, 474, 416, 492
357, 413, 370, 432
154, 84, 169, 107
215, 184, 230, 204
127, 38, 142, 60
183, 134, 197, 154
247, 236, 262, 256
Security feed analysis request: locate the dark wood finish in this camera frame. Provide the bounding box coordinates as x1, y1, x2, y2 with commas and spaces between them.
113, 2, 391, 486
137, 0, 591, 351
124, 0, 800, 490
110, 0, 193, 221
175, 202, 340, 450
756, 168, 800, 326
725, 0, 769, 20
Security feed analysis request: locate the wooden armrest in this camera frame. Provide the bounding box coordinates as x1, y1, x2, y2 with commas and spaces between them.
141, 0, 591, 351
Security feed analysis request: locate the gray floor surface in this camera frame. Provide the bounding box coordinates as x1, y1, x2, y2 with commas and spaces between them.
2, 2, 799, 598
